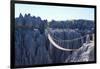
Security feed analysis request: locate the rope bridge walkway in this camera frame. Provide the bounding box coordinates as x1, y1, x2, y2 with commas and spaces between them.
47, 29, 94, 52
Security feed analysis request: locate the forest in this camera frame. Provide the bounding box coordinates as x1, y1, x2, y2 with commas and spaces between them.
15, 13, 95, 66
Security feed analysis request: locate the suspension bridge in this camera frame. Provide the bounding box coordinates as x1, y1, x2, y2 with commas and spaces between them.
47, 28, 94, 52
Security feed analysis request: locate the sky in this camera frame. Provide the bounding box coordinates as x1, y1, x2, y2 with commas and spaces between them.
15, 4, 95, 21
